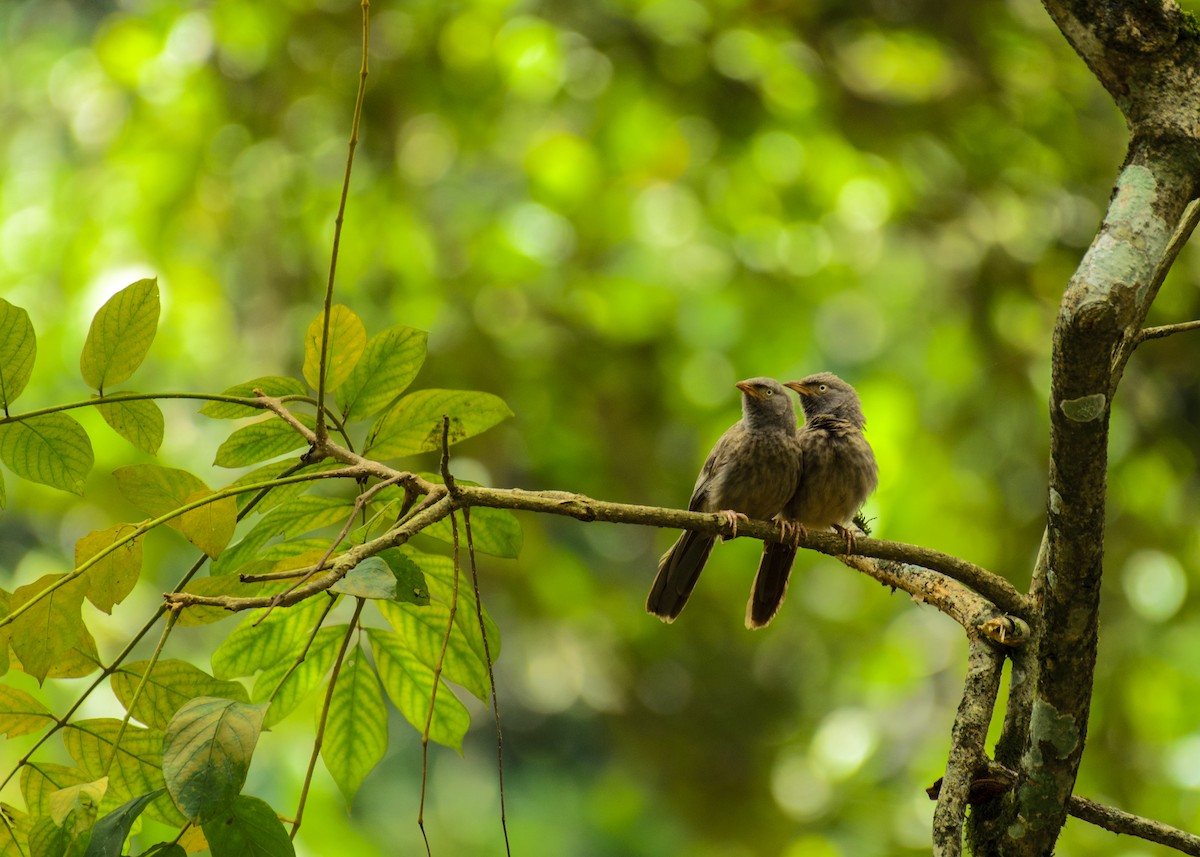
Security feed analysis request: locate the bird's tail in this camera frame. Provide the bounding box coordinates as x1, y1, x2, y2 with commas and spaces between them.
646, 530, 717, 622
745, 541, 797, 629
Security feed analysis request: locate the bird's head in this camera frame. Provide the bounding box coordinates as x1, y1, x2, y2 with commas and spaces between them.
785, 373, 866, 427
734, 377, 796, 429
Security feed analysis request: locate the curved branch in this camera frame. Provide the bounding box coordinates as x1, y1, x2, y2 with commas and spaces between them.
933, 638, 1006, 857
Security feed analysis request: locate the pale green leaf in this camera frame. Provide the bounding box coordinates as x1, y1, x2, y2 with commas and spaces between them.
212, 495, 353, 576
0, 685, 55, 738
330, 557, 396, 599
0, 298, 36, 409
202, 795, 295, 857
80, 278, 159, 391
93, 395, 164, 454
112, 464, 206, 517
367, 628, 469, 751
425, 506, 523, 558
213, 413, 315, 468
200, 376, 308, 419
179, 490, 238, 559
321, 648, 387, 802
163, 697, 267, 823
211, 596, 328, 679
402, 548, 502, 666
8, 573, 91, 684
336, 325, 428, 421
365, 389, 513, 459
112, 659, 250, 731
21, 763, 90, 818
48, 778, 106, 826
63, 719, 182, 826
303, 305, 366, 393
228, 459, 341, 513
112, 465, 235, 557
75, 524, 143, 615
0, 413, 93, 494
377, 600, 490, 701
252, 626, 343, 729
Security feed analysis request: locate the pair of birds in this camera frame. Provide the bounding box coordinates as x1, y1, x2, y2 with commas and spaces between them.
646, 373, 877, 629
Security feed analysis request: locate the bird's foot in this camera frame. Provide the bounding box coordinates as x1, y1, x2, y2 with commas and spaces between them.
777, 520, 807, 547
832, 524, 857, 555
719, 510, 749, 540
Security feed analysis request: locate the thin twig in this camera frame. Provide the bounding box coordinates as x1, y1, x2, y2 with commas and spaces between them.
932, 638, 1006, 857
465, 508, 511, 856
103, 610, 179, 777
419, 506, 460, 856
1068, 794, 1200, 855
291, 596, 364, 840
1138, 319, 1200, 342
314, 0, 370, 441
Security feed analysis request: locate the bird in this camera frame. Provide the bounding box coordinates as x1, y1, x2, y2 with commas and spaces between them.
746, 372, 878, 629
647, 377, 803, 623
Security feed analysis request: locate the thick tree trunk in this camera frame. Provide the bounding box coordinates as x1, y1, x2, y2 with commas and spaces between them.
966, 2, 1200, 851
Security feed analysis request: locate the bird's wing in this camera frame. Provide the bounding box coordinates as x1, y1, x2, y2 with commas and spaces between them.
686, 423, 742, 512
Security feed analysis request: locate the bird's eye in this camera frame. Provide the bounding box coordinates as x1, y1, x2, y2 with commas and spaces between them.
819, 384, 828, 392
764, 388, 774, 397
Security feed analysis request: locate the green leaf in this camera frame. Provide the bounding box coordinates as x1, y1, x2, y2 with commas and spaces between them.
378, 549, 429, 605
75, 524, 143, 615
0, 413, 93, 494
336, 325, 427, 422
329, 557, 397, 600
0, 298, 36, 409
80, 278, 159, 391
365, 389, 513, 459
202, 795, 295, 857
93, 396, 164, 454
213, 413, 315, 468
322, 647, 387, 802
252, 626, 343, 729
21, 764, 91, 818
163, 697, 267, 824
227, 459, 340, 513
63, 719, 182, 826
211, 494, 352, 576
113, 463, 206, 517
425, 506, 523, 558
367, 628, 469, 751
28, 815, 72, 857
377, 600, 490, 701
179, 491, 238, 559
8, 573, 91, 684
112, 659, 250, 731
0, 685, 56, 738
200, 376, 308, 420
302, 305, 366, 393
112, 465, 236, 558
403, 548, 502, 666
48, 778, 106, 827
211, 596, 328, 679
83, 789, 166, 857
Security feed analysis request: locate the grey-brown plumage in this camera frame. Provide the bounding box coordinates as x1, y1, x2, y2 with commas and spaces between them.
647, 378, 803, 623
746, 372, 877, 629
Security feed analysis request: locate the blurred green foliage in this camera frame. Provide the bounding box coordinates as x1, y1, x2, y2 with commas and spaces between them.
2, 0, 1200, 855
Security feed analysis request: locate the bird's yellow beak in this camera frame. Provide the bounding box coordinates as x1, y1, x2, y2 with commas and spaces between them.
735, 381, 760, 398
784, 380, 814, 397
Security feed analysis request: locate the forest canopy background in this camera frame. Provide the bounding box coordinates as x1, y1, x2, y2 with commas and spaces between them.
2, 0, 1200, 855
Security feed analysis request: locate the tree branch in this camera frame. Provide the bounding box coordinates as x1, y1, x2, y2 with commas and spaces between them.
1067, 794, 1200, 856
933, 638, 1006, 857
